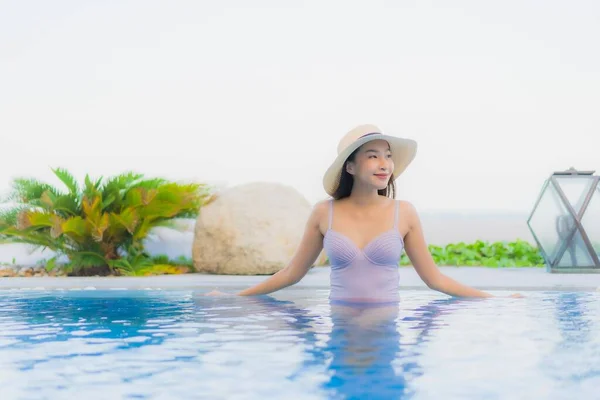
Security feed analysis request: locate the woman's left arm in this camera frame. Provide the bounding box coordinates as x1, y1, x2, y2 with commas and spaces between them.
402, 201, 493, 298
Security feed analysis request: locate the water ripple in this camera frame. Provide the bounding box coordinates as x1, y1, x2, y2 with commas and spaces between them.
0, 290, 598, 399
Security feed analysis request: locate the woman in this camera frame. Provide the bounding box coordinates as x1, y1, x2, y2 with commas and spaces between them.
210, 124, 519, 300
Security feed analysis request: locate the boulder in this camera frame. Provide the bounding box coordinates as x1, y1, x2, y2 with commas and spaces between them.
192, 182, 327, 275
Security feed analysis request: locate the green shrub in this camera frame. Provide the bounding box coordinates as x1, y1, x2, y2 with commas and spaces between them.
0, 168, 211, 276
399, 239, 545, 267
108, 254, 195, 276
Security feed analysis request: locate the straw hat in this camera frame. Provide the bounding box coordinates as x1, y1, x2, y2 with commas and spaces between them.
322, 124, 417, 196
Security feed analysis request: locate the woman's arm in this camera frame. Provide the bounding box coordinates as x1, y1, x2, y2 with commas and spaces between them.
236, 201, 327, 296
402, 202, 493, 298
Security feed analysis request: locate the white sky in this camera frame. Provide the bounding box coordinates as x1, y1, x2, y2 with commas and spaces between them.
1, 0, 599, 212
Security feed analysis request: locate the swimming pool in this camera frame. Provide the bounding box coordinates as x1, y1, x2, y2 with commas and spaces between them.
0, 288, 598, 399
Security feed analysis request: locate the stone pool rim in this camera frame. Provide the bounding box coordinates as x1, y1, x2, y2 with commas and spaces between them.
0, 267, 599, 292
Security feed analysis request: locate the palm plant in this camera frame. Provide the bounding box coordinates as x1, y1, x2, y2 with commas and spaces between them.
0, 168, 211, 275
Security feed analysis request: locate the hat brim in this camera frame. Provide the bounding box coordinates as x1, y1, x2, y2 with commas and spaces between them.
322, 134, 417, 196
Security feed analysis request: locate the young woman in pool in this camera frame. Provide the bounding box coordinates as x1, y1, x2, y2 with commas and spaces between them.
209, 124, 519, 300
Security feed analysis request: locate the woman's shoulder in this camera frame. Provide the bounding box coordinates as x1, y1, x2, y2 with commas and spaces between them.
397, 198, 417, 211
308, 199, 332, 233
396, 199, 420, 227
397, 199, 416, 211
311, 197, 418, 215
312, 198, 331, 213
307, 199, 332, 224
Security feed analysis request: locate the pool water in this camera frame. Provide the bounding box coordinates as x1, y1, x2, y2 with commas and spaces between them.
0, 289, 598, 399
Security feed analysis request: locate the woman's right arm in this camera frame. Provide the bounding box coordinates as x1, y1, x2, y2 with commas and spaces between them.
236, 201, 328, 296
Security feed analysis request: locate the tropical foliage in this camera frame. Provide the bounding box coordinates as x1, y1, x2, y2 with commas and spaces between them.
0, 168, 211, 275
400, 239, 545, 267
109, 254, 195, 276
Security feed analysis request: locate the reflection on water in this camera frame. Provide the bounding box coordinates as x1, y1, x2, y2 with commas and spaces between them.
542, 292, 600, 385
0, 290, 599, 399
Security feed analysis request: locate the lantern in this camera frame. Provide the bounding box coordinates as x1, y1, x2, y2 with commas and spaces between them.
527, 168, 600, 273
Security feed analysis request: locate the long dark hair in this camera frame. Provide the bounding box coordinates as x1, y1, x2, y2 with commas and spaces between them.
331, 147, 396, 200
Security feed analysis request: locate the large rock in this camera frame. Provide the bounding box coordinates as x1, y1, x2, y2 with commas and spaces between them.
192, 182, 327, 275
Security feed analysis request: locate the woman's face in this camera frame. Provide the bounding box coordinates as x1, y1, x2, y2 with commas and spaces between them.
346, 139, 394, 190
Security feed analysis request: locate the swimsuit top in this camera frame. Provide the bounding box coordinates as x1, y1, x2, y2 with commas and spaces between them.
323, 199, 404, 303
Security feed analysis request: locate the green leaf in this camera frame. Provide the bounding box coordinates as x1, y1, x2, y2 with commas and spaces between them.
112, 208, 139, 234
62, 216, 87, 237
102, 195, 116, 211
8, 178, 60, 204
25, 211, 54, 228
69, 251, 107, 267
52, 168, 79, 195
45, 257, 57, 272
125, 188, 144, 208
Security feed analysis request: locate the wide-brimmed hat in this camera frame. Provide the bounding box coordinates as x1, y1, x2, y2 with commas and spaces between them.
322, 124, 417, 196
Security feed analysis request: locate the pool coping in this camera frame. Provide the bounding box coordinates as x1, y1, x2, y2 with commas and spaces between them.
0, 266, 599, 292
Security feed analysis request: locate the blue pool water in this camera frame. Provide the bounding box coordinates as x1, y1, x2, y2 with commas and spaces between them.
0, 289, 598, 399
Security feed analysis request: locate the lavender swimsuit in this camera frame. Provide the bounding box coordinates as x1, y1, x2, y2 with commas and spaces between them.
323, 200, 404, 303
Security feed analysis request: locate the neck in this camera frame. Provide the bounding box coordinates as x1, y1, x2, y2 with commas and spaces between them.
348, 183, 383, 206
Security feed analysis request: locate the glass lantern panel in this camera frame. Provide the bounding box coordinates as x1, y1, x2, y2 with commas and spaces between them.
528, 181, 575, 265
556, 228, 595, 267
554, 176, 594, 215
581, 185, 600, 260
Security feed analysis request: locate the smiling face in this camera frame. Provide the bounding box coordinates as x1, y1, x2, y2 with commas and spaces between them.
345, 139, 394, 191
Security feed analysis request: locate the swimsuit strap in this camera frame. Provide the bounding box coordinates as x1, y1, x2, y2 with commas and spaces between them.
329, 199, 334, 230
